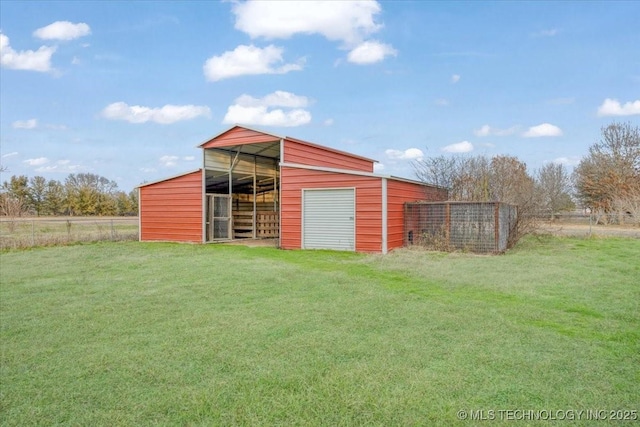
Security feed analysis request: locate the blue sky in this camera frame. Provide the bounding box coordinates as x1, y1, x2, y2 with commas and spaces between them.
1, 0, 639, 192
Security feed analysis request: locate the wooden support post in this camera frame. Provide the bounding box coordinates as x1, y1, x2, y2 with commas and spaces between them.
253, 156, 257, 239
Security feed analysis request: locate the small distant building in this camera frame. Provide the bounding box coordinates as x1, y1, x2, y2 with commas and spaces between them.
138, 125, 447, 253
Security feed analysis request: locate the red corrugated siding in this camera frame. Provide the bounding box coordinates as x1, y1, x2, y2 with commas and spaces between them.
200, 126, 279, 148
281, 167, 382, 252
283, 139, 374, 172
386, 180, 448, 250
140, 170, 202, 242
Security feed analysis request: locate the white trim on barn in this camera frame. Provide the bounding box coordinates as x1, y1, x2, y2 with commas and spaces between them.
138, 187, 142, 242
279, 138, 284, 249
382, 177, 388, 254
280, 161, 447, 192
137, 169, 202, 188
201, 159, 206, 243
196, 124, 285, 148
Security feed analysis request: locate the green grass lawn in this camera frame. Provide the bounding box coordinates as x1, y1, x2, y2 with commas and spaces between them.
1, 237, 639, 425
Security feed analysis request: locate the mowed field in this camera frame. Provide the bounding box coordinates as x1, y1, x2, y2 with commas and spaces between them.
1, 237, 639, 425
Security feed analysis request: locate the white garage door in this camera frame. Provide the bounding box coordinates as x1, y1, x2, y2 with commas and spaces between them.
302, 188, 355, 251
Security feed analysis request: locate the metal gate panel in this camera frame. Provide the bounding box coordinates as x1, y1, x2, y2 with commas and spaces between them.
206, 194, 231, 240
302, 188, 355, 251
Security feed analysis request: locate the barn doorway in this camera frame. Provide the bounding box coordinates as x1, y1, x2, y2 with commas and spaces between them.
206, 194, 231, 240
204, 142, 280, 242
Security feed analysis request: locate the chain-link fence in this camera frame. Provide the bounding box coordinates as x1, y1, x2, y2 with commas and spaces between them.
404, 202, 518, 253
0, 217, 139, 250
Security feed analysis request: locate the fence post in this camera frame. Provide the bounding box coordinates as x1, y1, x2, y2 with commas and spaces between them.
111, 219, 115, 241
31, 220, 35, 247
494, 203, 500, 252
445, 203, 451, 248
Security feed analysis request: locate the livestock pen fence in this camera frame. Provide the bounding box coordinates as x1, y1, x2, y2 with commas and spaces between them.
0, 217, 139, 250
404, 201, 518, 253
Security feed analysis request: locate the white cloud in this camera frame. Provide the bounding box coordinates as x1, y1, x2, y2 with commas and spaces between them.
101, 102, 211, 124
442, 141, 473, 153
232, 0, 383, 46
139, 167, 157, 173
522, 123, 563, 137
474, 124, 519, 137
223, 91, 312, 127
474, 125, 491, 137
0, 33, 56, 72
385, 148, 424, 160
451, 74, 460, 84
373, 162, 385, 172
35, 160, 83, 173
347, 40, 396, 64
323, 118, 334, 126
231, 1, 395, 65
12, 119, 38, 129
435, 98, 450, 106
597, 98, 640, 116
184, 156, 195, 161
223, 106, 311, 127
552, 156, 580, 166
10, 119, 66, 131
33, 21, 91, 41
24, 157, 49, 166
2, 152, 18, 158
203, 44, 303, 81
235, 91, 310, 108
159, 155, 179, 167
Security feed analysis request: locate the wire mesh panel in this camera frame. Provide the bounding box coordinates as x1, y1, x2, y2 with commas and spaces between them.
404, 201, 517, 253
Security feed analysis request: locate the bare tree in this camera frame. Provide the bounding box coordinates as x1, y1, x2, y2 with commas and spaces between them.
413, 155, 492, 201
413, 155, 462, 190
0, 193, 28, 232
413, 153, 540, 245
611, 182, 640, 226
454, 156, 491, 201
536, 163, 574, 219
573, 122, 640, 224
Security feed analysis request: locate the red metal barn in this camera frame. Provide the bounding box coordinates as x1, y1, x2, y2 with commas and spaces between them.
138, 126, 447, 253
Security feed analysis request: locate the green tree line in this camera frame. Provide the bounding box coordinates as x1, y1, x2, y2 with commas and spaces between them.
0, 173, 138, 217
